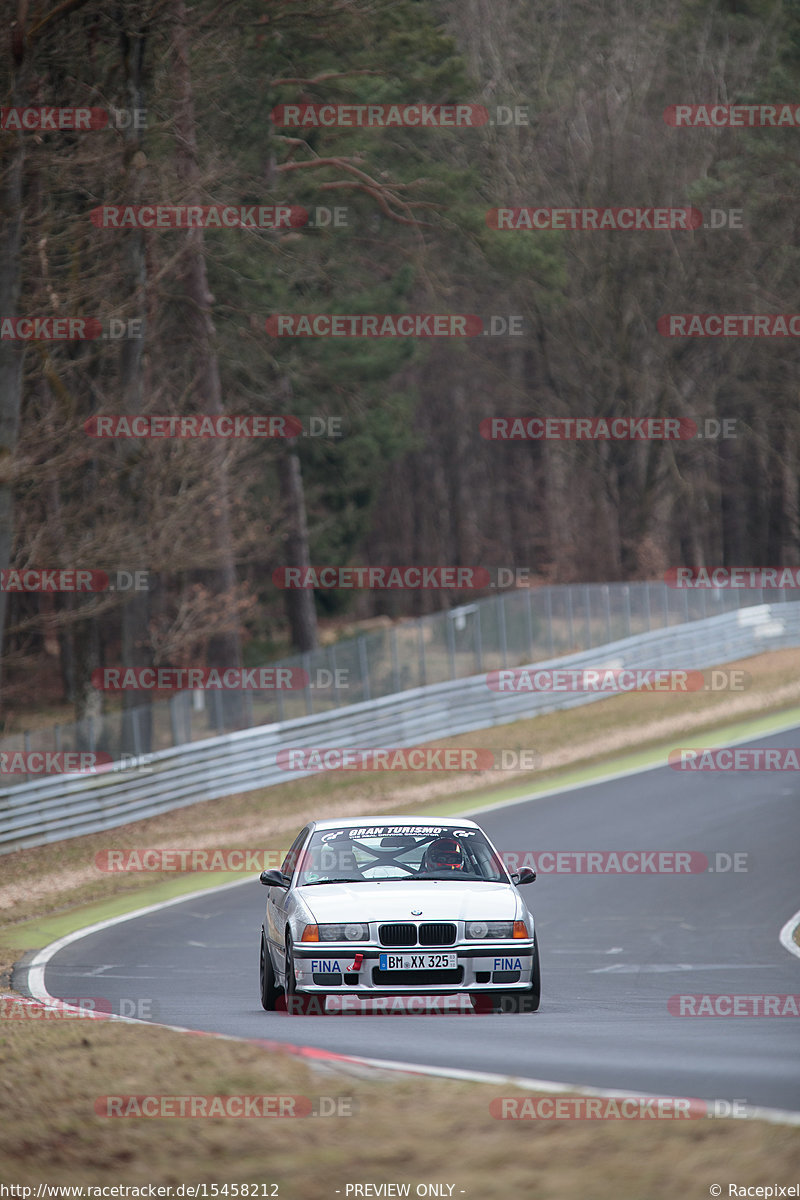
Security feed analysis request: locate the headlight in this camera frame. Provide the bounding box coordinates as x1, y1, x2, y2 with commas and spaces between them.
318, 923, 369, 942
466, 921, 515, 939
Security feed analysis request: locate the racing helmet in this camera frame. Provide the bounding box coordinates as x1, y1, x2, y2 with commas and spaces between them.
422, 835, 465, 871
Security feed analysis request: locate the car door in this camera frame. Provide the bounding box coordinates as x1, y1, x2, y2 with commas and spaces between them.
266, 824, 310, 977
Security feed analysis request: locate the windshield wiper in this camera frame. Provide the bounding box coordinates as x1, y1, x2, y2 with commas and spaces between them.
375, 872, 490, 882
298, 877, 365, 886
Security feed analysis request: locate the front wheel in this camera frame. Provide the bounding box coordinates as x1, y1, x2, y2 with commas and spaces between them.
471, 937, 541, 1014
259, 933, 282, 1011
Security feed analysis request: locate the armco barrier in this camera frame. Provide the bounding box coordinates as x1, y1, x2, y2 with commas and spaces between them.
6, 579, 797, 763
1, 602, 798, 854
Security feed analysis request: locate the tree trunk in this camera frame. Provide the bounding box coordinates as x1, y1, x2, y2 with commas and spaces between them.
278, 438, 318, 652
119, 7, 153, 754
171, 0, 242, 725
0, 52, 26, 707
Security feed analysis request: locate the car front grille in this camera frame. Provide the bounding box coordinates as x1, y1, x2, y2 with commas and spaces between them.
378, 922, 458, 946
379, 923, 417, 946
419, 922, 456, 946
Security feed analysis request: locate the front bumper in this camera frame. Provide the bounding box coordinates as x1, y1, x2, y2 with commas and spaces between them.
292, 942, 536, 994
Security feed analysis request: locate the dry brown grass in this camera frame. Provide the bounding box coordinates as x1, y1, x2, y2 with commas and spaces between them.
0, 1016, 798, 1191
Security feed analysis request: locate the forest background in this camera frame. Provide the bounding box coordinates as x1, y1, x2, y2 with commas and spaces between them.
1, 0, 798, 730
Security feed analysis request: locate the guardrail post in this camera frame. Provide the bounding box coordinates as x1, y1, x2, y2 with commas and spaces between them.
303, 651, 313, 715
330, 644, 341, 706
131, 706, 142, 757
545, 588, 554, 656
567, 587, 574, 648
447, 612, 456, 678
525, 588, 535, 660
391, 626, 400, 694
475, 603, 484, 672
212, 690, 224, 734
583, 586, 591, 648
169, 694, 184, 747
358, 636, 371, 701
623, 585, 631, 638
418, 618, 427, 688
496, 594, 506, 668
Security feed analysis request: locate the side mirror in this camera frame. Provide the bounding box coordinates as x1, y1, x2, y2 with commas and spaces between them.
260, 868, 290, 888
511, 867, 536, 885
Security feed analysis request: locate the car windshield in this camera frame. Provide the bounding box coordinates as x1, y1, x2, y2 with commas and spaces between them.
295, 825, 508, 886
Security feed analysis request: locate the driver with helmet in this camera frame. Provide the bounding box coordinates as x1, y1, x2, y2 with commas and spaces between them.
421, 835, 467, 873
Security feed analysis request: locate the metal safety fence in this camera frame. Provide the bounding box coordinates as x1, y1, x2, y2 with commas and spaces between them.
1, 600, 797, 854
3, 581, 799, 771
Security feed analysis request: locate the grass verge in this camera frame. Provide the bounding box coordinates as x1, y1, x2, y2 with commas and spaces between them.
1, 1017, 799, 1193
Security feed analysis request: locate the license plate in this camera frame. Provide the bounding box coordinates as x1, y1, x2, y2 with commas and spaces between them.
379, 953, 457, 970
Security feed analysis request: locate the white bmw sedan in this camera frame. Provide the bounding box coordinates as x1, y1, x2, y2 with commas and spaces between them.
259, 815, 539, 1014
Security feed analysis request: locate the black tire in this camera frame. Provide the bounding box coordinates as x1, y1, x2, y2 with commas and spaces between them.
471, 936, 541, 1014
259, 932, 282, 1011
283, 934, 326, 1015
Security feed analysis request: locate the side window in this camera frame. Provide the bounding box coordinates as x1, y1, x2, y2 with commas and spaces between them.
280, 826, 310, 881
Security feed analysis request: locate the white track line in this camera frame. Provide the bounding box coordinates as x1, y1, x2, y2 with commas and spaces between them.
779, 909, 800, 961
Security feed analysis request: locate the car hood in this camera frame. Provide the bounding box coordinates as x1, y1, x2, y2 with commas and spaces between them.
297, 879, 521, 924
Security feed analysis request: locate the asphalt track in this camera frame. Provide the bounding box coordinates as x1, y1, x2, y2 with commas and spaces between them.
37, 727, 800, 1111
